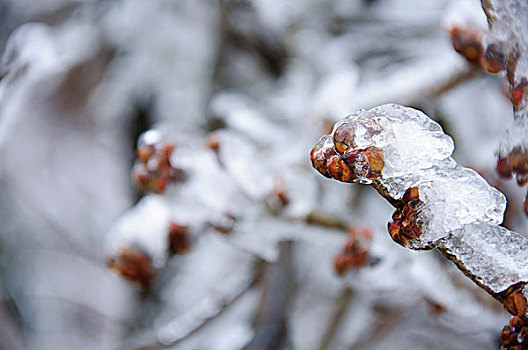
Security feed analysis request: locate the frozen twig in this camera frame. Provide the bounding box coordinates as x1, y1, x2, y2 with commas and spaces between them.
310, 104, 528, 308
476, 0, 528, 217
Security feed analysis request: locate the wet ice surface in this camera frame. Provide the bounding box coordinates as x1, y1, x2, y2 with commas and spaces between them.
316, 104, 528, 293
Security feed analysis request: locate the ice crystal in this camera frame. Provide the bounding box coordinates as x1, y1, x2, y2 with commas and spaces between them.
311, 104, 528, 295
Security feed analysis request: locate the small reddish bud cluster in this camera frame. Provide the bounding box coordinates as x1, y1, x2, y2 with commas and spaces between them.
449, 32, 528, 110
504, 288, 528, 317
501, 285, 528, 349
131, 138, 185, 193
496, 148, 528, 216
510, 78, 528, 110
497, 148, 528, 184
333, 227, 373, 276
108, 247, 156, 289
501, 316, 528, 349
449, 26, 484, 64
310, 123, 385, 183
481, 42, 508, 74
387, 187, 423, 246
168, 221, 190, 255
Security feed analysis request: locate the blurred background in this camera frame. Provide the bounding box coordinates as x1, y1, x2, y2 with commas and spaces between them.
0, 0, 525, 349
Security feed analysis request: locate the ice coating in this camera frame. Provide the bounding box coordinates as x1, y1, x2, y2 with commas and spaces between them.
439, 222, 528, 293
328, 104, 455, 181
311, 104, 528, 295
414, 165, 506, 246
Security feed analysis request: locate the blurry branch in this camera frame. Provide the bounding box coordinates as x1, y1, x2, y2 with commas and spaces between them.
354, 61, 481, 115
481, 0, 496, 27
132, 257, 261, 350
318, 288, 354, 350
0, 299, 25, 350
422, 65, 481, 100
305, 212, 349, 231
212, 0, 288, 92
243, 240, 295, 350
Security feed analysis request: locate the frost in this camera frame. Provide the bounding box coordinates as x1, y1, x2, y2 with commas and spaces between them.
312, 103, 527, 294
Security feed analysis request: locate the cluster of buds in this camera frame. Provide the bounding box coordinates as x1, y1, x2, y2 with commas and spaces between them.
497, 147, 528, 185
448, 25, 484, 64
480, 43, 528, 110
310, 122, 384, 183
333, 227, 374, 276
480, 42, 509, 74
387, 187, 423, 247
501, 315, 528, 350
168, 221, 191, 255
449, 26, 528, 110
510, 78, 528, 110
497, 147, 528, 216
107, 247, 156, 289
503, 286, 528, 317
131, 131, 185, 193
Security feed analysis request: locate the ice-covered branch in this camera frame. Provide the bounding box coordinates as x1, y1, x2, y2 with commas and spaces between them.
478, 0, 528, 217
310, 104, 528, 306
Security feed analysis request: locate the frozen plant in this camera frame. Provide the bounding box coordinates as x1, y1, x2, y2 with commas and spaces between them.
310, 104, 528, 314
449, 0, 528, 217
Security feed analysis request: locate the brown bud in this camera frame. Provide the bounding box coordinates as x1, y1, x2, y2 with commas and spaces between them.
132, 163, 151, 190
510, 78, 528, 109
363, 146, 385, 179
150, 177, 167, 193
525, 194, 528, 217
268, 178, 290, 209
162, 143, 175, 158
497, 157, 513, 178
108, 247, 156, 289
388, 221, 405, 246
510, 316, 524, 330
333, 123, 355, 154
403, 186, 420, 202
137, 144, 156, 163
333, 226, 373, 276
504, 290, 528, 316
501, 325, 516, 346
449, 26, 483, 63
517, 175, 528, 187
206, 134, 220, 152
520, 326, 528, 343
392, 209, 403, 222
333, 254, 349, 276
132, 138, 182, 194
509, 148, 528, 175
327, 155, 353, 182
481, 43, 507, 73
402, 204, 417, 218
401, 225, 421, 240
310, 138, 335, 178
168, 221, 190, 255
